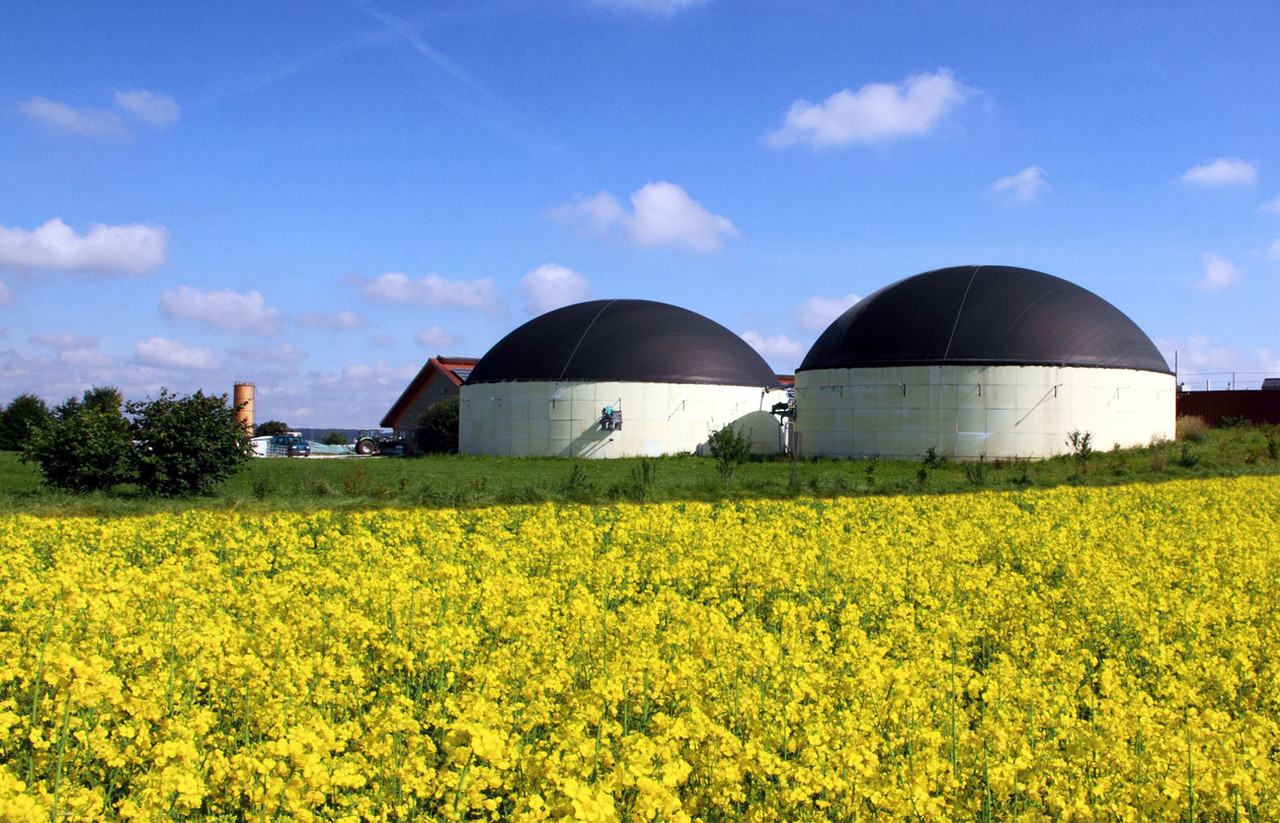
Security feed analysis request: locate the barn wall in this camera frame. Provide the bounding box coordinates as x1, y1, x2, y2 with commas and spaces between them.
1176, 390, 1280, 427
460, 381, 788, 458
387, 375, 460, 439
794, 365, 1175, 460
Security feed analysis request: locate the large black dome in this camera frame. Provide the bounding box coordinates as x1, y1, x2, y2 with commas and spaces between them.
466, 299, 778, 386
799, 265, 1171, 374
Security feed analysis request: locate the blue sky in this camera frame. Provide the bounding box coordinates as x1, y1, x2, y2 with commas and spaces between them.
3, 0, 1279, 427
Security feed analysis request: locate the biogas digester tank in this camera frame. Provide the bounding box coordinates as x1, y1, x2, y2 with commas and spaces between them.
460, 299, 789, 458
794, 265, 1175, 459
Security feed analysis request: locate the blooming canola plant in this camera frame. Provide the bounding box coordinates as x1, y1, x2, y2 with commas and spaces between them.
1, 478, 1277, 820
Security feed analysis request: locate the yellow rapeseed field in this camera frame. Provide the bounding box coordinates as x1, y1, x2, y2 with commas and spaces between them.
2, 477, 1278, 821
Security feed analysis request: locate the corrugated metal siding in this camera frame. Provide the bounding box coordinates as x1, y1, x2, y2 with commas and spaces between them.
1176, 391, 1280, 426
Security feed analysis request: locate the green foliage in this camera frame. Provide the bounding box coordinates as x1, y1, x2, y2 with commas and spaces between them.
0, 394, 53, 451
51, 385, 123, 422
414, 397, 460, 454
1066, 429, 1094, 475
561, 462, 593, 500
320, 430, 350, 446
707, 421, 752, 487
21, 398, 133, 493
254, 420, 291, 437
4, 425, 1280, 517
965, 453, 988, 487
129, 389, 254, 496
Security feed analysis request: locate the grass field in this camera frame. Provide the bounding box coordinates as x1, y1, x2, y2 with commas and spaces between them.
2, 423, 1279, 515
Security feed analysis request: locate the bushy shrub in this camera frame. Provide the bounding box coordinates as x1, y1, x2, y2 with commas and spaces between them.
414, 397, 460, 454
1176, 415, 1209, 442
0, 393, 53, 451
21, 388, 132, 492
320, 430, 350, 446
1065, 429, 1094, 475
708, 421, 752, 487
254, 420, 291, 437
129, 389, 254, 496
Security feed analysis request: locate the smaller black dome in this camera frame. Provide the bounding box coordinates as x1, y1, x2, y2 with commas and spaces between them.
466, 299, 778, 387
799, 265, 1171, 374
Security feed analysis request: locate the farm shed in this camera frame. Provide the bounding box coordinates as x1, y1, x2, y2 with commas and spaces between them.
794, 265, 1176, 459
1176, 389, 1280, 427
459, 299, 789, 458
381, 356, 478, 439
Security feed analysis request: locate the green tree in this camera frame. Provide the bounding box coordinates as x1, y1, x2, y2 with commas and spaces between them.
21, 389, 133, 492
0, 394, 53, 451
707, 420, 752, 487
130, 389, 254, 496
320, 430, 350, 446
414, 397, 460, 454
254, 420, 291, 437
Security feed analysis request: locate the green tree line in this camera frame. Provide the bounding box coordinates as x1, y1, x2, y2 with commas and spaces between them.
1, 386, 252, 496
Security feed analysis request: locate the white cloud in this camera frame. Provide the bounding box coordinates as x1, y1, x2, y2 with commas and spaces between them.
549, 192, 626, 235
414, 325, 462, 348
1269, 239, 1280, 260
341, 361, 420, 384
990, 166, 1047, 203
0, 218, 167, 274
159, 286, 282, 334
28, 332, 96, 350
299, 310, 366, 330
370, 334, 395, 347
1252, 348, 1280, 375
1156, 333, 1233, 373
228, 342, 308, 364
1262, 196, 1280, 214
19, 89, 179, 137
795, 293, 861, 333
521, 263, 591, 314
552, 181, 737, 254
740, 331, 807, 365
25, 333, 111, 368
1182, 158, 1257, 186
18, 97, 128, 138
113, 89, 179, 128
134, 337, 220, 370
58, 348, 113, 368
626, 182, 737, 252
353, 272, 503, 312
593, 0, 704, 13
1195, 252, 1241, 291
0, 280, 13, 306
1156, 334, 1280, 387
766, 70, 975, 149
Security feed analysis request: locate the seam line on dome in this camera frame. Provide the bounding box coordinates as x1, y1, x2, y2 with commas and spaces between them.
942, 265, 981, 360
558, 299, 616, 382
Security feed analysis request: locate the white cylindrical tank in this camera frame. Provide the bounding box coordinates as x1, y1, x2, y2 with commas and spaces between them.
795, 364, 1174, 459
795, 266, 1176, 459
459, 299, 787, 458
461, 380, 788, 458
